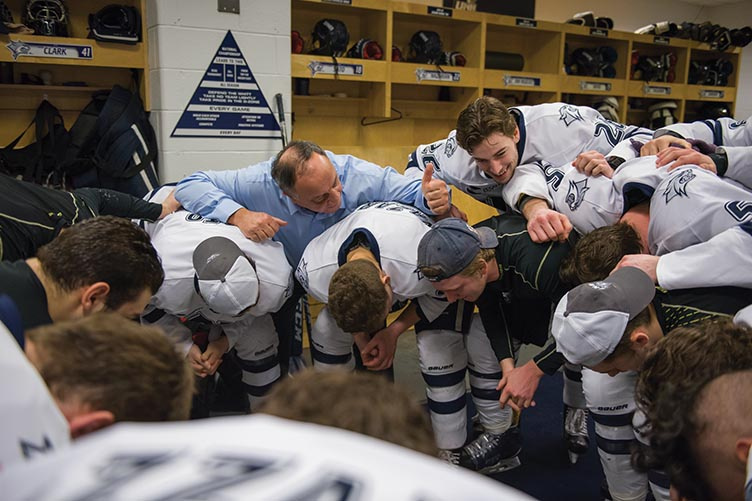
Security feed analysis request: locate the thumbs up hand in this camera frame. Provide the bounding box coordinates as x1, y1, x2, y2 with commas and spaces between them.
421, 162, 450, 216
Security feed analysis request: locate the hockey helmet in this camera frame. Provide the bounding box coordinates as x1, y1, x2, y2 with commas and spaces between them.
310, 19, 349, 57
408, 30, 443, 64
88, 4, 141, 44
23, 0, 69, 37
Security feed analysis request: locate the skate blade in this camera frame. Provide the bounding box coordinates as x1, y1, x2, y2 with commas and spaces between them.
479, 456, 521, 475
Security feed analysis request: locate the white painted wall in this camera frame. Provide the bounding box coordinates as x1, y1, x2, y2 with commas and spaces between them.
147, 0, 290, 182
536, 0, 752, 120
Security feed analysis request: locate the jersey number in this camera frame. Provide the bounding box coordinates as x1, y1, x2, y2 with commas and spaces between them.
725, 201, 752, 222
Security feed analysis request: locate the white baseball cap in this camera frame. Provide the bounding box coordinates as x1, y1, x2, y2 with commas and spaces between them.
551, 267, 655, 366
193, 237, 258, 316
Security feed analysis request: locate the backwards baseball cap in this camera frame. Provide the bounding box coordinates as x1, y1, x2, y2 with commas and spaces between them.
193, 236, 259, 316
551, 266, 655, 367
416, 218, 497, 281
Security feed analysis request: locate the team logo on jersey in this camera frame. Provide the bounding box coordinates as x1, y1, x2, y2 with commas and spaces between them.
444, 136, 458, 158
558, 105, 584, 127
663, 169, 696, 204
729, 120, 747, 129
565, 178, 590, 211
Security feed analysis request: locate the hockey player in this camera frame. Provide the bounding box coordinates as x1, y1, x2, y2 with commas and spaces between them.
405, 96, 653, 242
416, 216, 574, 470
140, 186, 293, 412
634, 321, 752, 501
0, 216, 163, 331
551, 267, 752, 501
0, 174, 179, 262
296, 202, 512, 473
0, 313, 193, 472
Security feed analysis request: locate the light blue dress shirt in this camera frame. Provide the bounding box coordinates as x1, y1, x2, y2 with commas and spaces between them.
175, 151, 430, 266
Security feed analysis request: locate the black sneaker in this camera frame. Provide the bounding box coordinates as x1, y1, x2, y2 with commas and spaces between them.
460, 426, 522, 474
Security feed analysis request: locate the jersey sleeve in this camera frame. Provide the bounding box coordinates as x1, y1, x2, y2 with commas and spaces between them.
657, 224, 752, 290
75, 187, 163, 221
502, 162, 552, 211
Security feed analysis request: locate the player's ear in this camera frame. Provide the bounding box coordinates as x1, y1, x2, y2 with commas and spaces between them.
81, 282, 110, 315
69, 410, 115, 439
380, 272, 391, 287
735, 437, 752, 465
513, 126, 520, 143
629, 328, 651, 351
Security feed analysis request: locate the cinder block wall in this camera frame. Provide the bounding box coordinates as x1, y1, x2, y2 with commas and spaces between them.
147, 0, 290, 182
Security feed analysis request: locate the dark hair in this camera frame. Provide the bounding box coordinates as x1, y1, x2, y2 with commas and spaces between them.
36, 216, 163, 309
455, 96, 517, 153
328, 259, 389, 334
270, 140, 326, 194
633, 319, 752, 500
27, 313, 194, 422
559, 222, 643, 286
259, 369, 438, 456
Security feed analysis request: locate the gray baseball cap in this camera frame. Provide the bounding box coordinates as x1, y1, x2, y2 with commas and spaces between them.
416, 218, 497, 281
551, 266, 656, 367
193, 236, 258, 316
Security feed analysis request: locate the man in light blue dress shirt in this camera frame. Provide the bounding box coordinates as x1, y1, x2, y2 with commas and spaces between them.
176, 140, 450, 266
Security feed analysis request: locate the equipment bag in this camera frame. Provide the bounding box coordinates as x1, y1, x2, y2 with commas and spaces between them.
0, 99, 70, 187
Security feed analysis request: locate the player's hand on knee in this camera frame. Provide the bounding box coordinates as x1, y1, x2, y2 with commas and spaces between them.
572, 151, 614, 178
361, 328, 398, 371
612, 254, 659, 284
228, 208, 288, 242
641, 135, 691, 156
421, 163, 451, 215
656, 147, 717, 173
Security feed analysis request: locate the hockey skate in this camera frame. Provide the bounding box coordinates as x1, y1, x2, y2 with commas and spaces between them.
563, 404, 589, 464
438, 448, 461, 467
460, 426, 522, 475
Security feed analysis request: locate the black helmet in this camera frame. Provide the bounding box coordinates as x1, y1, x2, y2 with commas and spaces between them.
23, 0, 69, 37
699, 102, 731, 120
310, 19, 349, 57
88, 4, 141, 44
1, 1, 13, 24
408, 31, 443, 64
346, 38, 384, 60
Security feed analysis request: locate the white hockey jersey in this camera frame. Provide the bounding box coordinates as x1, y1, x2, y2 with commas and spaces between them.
649, 166, 752, 255
0, 415, 533, 501
655, 116, 751, 147
405, 103, 652, 208
655, 116, 752, 189
296, 202, 441, 306
0, 325, 69, 473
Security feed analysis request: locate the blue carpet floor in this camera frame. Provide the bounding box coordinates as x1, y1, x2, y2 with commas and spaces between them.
489, 372, 604, 501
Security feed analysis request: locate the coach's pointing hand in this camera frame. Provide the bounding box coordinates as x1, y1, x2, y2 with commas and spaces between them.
228, 207, 288, 242
421, 163, 450, 216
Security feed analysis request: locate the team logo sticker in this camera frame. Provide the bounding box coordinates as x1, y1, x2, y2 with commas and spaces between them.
663, 169, 696, 204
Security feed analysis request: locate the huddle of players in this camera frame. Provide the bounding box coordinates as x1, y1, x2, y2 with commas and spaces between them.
2, 95, 751, 500
148, 99, 752, 499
